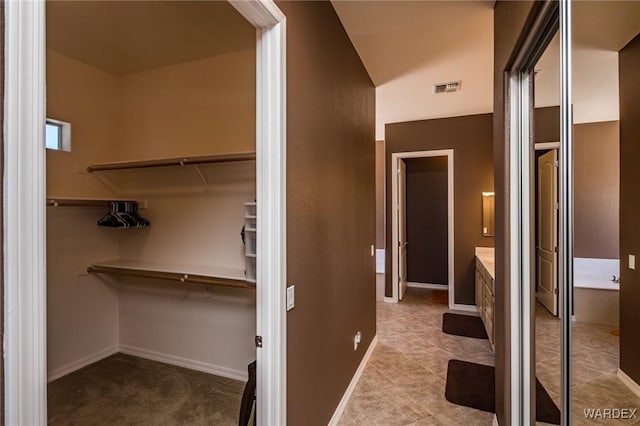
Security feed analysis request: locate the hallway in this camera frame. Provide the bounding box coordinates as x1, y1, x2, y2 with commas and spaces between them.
339, 288, 495, 425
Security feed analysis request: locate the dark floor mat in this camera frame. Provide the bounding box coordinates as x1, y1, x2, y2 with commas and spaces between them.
445, 359, 560, 425
442, 312, 488, 339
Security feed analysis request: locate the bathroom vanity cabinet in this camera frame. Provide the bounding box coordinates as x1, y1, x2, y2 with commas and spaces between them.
475, 247, 495, 350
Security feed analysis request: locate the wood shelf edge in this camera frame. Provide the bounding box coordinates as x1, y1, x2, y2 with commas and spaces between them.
87, 152, 256, 173
87, 264, 255, 290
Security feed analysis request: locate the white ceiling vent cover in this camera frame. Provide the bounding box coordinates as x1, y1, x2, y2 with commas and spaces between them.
433, 81, 462, 94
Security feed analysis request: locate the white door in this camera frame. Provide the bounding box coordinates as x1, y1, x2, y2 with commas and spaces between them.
537, 150, 558, 315
398, 160, 408, 300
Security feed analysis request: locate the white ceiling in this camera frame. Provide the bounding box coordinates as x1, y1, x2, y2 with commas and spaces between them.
46, 1, 255, 76
332, 0, 640, 139
535, 2, 640, 124
332, 1, 494, 140
46, 1, 640, 131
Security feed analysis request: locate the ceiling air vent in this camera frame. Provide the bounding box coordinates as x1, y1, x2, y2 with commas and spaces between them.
433, 81, 462, 94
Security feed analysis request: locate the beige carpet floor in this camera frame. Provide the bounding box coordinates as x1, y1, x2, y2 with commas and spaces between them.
48, 353, 245, 425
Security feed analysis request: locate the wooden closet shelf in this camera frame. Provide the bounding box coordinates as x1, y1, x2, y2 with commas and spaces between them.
47, 197, 144, 208
87, 260, 255, 290
87, 152, 256, 173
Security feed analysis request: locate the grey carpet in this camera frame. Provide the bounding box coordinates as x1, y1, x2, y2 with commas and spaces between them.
47, 353, 245, 425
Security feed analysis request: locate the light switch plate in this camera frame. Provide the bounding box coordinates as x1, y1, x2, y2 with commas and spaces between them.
630, 255, 636, 270
286, 285, 295, 311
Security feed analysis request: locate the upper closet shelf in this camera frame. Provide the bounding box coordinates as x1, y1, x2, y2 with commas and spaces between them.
87, 152, 256, 173
87, 259, 255, 290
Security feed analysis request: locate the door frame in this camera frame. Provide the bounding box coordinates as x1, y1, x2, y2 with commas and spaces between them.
3, 1, 288, 424
397, 159, 408, 300
504, 0, 570, 423
535, 147, 559, 316
390, 149, 455, 309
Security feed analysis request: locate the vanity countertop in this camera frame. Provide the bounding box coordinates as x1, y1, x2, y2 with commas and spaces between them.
475, 247, 495, 280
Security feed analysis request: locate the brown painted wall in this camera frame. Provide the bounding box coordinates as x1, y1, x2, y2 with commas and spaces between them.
376, 140, 385, 248
405, 157, 448, 285
534, 106, 560, 143
277, 2, 376, 425
494, 2, 538, 424
534, 107, 620, 259
619, 32, 640, 386
385, 113, 494, 304
575, 120, 620, 259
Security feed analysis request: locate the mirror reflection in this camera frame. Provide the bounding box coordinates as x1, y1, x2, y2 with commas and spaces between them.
571, 1, 640, 423
482, 192, 494, 237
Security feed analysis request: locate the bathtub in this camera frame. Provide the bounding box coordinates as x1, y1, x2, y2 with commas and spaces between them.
573, 257, 619, 326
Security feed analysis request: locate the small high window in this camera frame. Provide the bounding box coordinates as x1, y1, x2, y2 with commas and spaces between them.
45, 118, 71, 151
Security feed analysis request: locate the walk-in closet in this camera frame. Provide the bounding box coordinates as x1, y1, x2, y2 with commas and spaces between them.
45, 2, 257, 423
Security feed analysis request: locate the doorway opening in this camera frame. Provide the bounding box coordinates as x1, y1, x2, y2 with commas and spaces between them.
391, 150, 454, 308
534, 145, 559, 316
3, 1, 286, 424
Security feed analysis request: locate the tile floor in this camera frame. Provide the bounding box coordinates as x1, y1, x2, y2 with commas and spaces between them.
536, 305, 640, 425
338, 288, 496, 426
338, 287, 640, 425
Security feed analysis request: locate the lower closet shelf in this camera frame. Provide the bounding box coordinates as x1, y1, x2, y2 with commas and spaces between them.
87, 259, 255, 290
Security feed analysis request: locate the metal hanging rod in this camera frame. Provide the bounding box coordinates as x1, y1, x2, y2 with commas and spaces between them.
46, 198, 147, 208
86, 152, 256, 173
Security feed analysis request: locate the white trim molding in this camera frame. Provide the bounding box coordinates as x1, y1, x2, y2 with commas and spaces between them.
534, 141, 560, 150
327, 336, 378, 425
119, 345, 248, 382
391, 150, 454, 308
47, 346, 119, 383
618, 369, 640, 400
47, 345, 249, 383
451, 304, 480, 314
4, 1, 48, 424
230, 1, 288, 425
407, 282, 448, 291
493, 413, 500, 426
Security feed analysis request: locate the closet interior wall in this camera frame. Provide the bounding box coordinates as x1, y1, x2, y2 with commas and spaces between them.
46, 28, 257, 381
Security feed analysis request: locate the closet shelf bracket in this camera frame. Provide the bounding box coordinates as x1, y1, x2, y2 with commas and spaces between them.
192, 164, 209, 184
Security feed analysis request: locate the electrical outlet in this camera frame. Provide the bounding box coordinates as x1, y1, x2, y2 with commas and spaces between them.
353, 331, 362, 351
286, 285, 295, 311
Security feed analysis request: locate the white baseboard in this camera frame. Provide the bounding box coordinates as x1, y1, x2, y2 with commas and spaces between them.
407, 282, 448, 290
47, 344, 248, 383
47, 345, 119, 382
383, 296, 397, 303
328, 335, 379, 425
450, 303, 479, 314
493, 413, 499, 426
618, 368, 640, 399
119, 344, 248, 382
